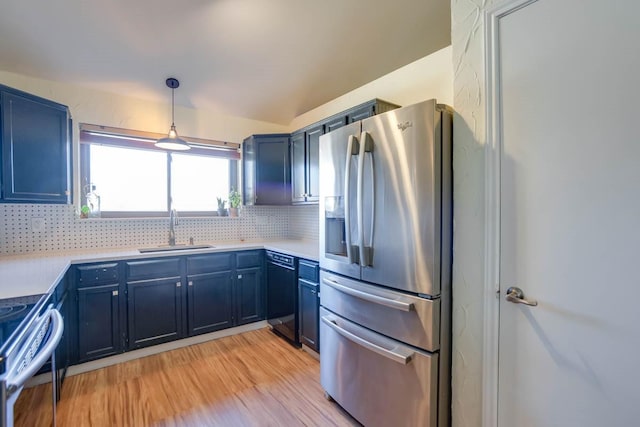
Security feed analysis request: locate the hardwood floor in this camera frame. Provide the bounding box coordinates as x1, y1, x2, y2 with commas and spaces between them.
15, 329, 359, 426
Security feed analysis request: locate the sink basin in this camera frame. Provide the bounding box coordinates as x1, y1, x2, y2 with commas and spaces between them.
138, 244, 214, 253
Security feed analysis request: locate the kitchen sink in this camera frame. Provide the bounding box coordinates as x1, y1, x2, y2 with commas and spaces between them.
138, 244, 214, 253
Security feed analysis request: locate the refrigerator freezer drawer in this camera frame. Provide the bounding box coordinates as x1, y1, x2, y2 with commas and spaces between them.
320, 308, 438, 427
320, 270, 440, 352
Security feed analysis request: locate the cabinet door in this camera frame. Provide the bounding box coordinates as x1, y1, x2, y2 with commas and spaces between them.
299, 278, 319, 352
1, 90, 70, 203
187, 271, 233, 336
347, 104, 374, 123
127, 278, 183, 349
255, 135, 291, 205
242, 135, 256, 205
305, 125, 322, 203
290, 131, 306, 203
324, 116, 348, 134
77, 283, 121, 362
236, 266, 264, 325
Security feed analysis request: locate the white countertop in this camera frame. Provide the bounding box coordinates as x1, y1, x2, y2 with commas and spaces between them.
0, 240, 319, 300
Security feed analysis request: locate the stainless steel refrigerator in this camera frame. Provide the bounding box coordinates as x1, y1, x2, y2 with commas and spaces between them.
319, 99, 452, 427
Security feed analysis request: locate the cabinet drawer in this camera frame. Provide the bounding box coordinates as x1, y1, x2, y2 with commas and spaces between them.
126, 258, 181, 281
298, 259, 319, 282
187, 253, 233, 275
76, 263, 119, 287
236, 250, 263, 269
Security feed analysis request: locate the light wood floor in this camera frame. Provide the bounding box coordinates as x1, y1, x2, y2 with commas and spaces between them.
15, 328, 359, 426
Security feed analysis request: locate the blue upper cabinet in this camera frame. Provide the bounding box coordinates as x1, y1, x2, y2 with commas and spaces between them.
242, 134, 291, 206
1, 85, 71, 204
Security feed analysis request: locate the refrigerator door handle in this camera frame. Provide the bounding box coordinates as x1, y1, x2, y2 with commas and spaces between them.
366, 134, 375, 264
344, 135, 359, 264
322, 277, 414, 312
357, 131, 374, 267
321, 315, 414, 365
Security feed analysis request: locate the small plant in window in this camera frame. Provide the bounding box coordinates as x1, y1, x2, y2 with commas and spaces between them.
216, 197, 227, 216
80, 205, 90, 219
228, 188, 242, 217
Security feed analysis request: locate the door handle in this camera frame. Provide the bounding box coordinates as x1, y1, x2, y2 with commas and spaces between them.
6, 308, 64, 393
505, 286, 538, 306
344, 135, 359, 265
322, 278, 414, 312
357, 131, 374, 267
321, 316, 413, 365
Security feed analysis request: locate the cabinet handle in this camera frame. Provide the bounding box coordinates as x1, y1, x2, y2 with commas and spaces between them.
176, 282, 181, 288
112, 290, 118, 296
188, 281, 193, 287
238, 274, 242, 279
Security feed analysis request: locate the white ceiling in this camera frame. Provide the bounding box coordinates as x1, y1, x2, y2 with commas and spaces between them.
0, 0, 450, 125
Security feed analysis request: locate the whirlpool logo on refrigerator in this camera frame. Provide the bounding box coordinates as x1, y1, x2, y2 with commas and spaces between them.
397, 121, 413, 131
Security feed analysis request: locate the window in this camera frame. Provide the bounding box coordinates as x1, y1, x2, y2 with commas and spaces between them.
80, 124, 240, 217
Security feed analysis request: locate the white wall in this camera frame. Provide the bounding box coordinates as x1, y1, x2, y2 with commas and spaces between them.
0, 71, 289, 143
288, 46, 453, 131
450, 1, 498, 426
0, 70, 290, 205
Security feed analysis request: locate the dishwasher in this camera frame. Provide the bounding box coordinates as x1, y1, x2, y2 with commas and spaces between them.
265, 251, 299, 346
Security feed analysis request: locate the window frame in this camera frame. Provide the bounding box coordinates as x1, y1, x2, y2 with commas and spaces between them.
79, 124, 240, 218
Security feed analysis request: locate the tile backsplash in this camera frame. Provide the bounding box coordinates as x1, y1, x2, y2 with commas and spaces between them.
0, 204, 319, 256
289, 205, 319, 240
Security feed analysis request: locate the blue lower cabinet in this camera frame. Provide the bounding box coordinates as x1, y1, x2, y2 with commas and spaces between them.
235, 267, 264, 325
71, 251, 268, 365
127, 277, 184, 349
298, 279, 319, 352
298, 259, 320, 352
187, 271, 234, 336
77, 283, 121, 361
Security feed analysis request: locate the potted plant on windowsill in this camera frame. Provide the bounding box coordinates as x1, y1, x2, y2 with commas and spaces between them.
216, 197, 227, 216
228, 188, 242, 217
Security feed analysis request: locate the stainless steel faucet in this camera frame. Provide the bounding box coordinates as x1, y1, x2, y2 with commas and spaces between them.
168, 208, 178, 246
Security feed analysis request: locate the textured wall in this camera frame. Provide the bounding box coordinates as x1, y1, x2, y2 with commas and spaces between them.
451, 0, 498, 426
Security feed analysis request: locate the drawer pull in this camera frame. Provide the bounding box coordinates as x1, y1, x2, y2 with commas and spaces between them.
188, 281, 193, 287
321, 316, 413, 365
322, 278, 414, 312
112, 290, 118, 296
176, 282, 181, 288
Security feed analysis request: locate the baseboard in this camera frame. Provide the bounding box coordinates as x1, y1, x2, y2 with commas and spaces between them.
26, 321, 268, 388
301, 344, 319, 360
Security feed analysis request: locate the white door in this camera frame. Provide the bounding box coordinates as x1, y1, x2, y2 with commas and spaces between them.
495, 0, 640, 425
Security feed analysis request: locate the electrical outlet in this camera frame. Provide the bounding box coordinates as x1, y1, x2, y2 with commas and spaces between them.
31, 217, 46, 232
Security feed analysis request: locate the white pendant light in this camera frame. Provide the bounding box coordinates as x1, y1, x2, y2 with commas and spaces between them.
155, 77, 190, 150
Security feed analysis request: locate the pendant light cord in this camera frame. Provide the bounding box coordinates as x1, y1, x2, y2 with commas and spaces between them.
171, 87, 175, 127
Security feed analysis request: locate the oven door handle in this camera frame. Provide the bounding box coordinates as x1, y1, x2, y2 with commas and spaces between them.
6, 308, 63, 394
321, 315, 413, 365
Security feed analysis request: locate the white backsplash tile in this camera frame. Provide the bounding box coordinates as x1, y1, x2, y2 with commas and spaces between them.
0, 204, 319, 255
288, 205, 319, 241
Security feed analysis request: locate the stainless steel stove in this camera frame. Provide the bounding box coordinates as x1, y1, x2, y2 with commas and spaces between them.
0, 294, 63, 427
